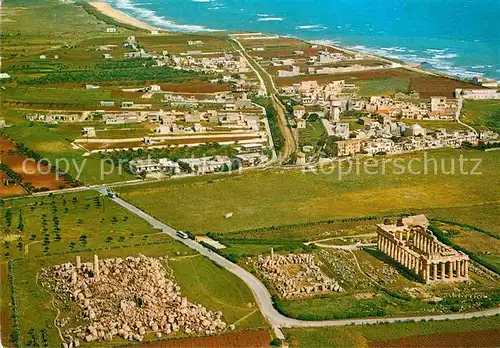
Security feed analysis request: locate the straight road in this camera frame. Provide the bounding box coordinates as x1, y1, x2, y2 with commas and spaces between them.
109, 192, 500, 331
231, 38, 298, 161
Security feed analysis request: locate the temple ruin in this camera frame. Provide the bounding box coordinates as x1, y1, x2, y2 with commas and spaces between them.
376, 215, 469, 284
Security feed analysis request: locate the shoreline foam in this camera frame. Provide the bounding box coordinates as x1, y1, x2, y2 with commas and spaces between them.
88, 1, 157, 31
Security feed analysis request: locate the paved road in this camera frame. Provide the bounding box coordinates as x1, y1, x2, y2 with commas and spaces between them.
109, 192, 500, 331
455, 97, 478, 134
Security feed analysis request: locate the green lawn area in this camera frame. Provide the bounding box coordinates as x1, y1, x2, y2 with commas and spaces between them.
0, 86, 112, 105
298, 119, 326, 150
284, 316, 500, 347
439, 223, 500, 271
356, 77, 409, 96
462, 100, 500, 132
415, 202, 500, 236
169, 255, 267, 329
117, 149, 500, 234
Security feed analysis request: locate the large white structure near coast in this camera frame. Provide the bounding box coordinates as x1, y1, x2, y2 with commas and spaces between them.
455, 88, 500, 100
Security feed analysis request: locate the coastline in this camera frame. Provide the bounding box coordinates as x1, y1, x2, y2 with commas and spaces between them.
88, 1, 158, 31
88, 1, 496, 83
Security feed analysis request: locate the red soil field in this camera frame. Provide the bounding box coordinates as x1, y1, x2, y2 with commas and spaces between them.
0, 136, 70, 191
277, 68, 414, 86
0, 172, 27, 198
158, 81, 232, 94
370, 328, 500, 348
137, 330, 271, 348
408, 75, 483, 98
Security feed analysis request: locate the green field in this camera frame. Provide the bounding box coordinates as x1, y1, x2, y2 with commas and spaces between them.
298, 119, 326, 151
356, 77, 409, 96
462, 100, 500, 133
117, 149, 500, 234
284, 316, 500, 347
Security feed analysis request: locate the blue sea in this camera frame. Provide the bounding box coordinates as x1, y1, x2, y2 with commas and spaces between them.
106, 0, 500, 80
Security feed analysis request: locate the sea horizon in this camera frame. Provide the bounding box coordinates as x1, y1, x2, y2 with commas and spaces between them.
99, 0, 500, 81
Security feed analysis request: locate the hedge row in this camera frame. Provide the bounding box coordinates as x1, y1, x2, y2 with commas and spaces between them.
8, 260, 21, 347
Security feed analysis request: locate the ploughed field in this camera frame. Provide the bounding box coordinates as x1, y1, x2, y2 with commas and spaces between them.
0, 136, 70, 193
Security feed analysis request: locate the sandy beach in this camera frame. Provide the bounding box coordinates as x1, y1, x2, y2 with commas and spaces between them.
88, 2, 157, 31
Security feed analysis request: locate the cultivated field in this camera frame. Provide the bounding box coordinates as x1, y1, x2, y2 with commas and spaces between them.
284, 316, 500, 347
408, 75, 482, 98
462, 100, 500, 133
117, 149, 500, 234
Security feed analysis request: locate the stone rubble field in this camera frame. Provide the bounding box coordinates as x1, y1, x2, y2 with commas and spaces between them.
257, 253, 343, 299
40, 254, 227, 346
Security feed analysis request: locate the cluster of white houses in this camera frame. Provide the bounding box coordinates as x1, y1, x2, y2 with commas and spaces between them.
284, 80, 461, 121
131, 151, 268, 176
376, 215, 469, 284
455, 88, 500, 100
331, 128, 479, 157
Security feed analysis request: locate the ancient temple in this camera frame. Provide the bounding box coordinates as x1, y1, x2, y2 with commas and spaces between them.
376, 215, 469, 284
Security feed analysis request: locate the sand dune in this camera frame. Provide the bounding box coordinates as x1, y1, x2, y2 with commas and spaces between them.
88, 2, 157, 31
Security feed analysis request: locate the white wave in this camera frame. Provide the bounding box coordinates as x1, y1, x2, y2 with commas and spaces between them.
295, 25, 327, 30
425, 48, 447, 53
192, 0, 212, 2
257, 17, 284, 22
433, 53, 458, 59
309, 39, 341, 46
113, 0, 218, 32
257, 14, 269, 17
380, 47, 407, 53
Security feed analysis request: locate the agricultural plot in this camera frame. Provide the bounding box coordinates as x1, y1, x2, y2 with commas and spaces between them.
0, 191, 158, 260
435, 222, 500, 272
276, 68, 417, 87
462, 100, 500, 133
408, 75, 482, 98
284, 316, 500, 347
0, 136, 71, 193
117, 149, 500, 234
0, 114, 134, 185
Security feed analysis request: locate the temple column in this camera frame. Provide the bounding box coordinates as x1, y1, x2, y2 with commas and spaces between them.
441, 262, 445, 280
464, 260, 469, 279
448, 262, 454, 281
433, 263, 438, 281
425, 263, 430, 282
